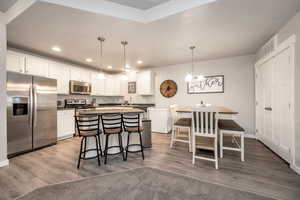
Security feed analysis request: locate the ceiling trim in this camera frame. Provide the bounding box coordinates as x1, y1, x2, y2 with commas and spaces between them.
5, 0, 37, 24
39, 0, 218, 23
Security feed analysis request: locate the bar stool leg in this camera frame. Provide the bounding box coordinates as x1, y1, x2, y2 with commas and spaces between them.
104, 134, 109, 164
77, 137, 84, 169
118, 133, 125, 161
95, 136, 101, 166
97, 134, 103, 157
220, 130, 223, 158
125, 132, 130, 160
241, 132, 245, 162
139, 132, 145, 160
83, 136, 87, 158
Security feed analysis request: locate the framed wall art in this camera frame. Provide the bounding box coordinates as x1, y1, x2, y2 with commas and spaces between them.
187, 75, 224, 94
128, 81, 136, 94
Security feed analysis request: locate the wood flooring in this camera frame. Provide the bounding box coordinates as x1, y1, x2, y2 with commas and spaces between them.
0, 133, 299, 200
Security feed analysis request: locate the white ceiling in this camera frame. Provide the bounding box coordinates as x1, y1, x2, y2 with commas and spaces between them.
0, 0, 18, 12
105, 0, 171, 10
7, 0, 300, 72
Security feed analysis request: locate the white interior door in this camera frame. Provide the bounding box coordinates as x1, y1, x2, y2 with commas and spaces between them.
272, 47, 292, 162
261, 58, 273, 144
256, 46, 293, 163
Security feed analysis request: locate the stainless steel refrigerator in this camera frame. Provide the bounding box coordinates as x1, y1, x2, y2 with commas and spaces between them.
7, 72, 57, 157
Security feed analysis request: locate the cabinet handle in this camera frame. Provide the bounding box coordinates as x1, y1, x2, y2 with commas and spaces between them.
264, 107, 272, 111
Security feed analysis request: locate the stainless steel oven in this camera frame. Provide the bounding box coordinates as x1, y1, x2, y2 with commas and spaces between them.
70, 80, 91, 95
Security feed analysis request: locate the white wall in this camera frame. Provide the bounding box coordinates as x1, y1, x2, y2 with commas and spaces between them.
152, 55, 256, 136
276, 11, 300, 170
0, 22, 8, 167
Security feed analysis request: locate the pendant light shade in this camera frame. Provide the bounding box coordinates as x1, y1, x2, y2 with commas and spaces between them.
121, 41, 129, 80
185, 46, 196, 82
185, 73, 193, 82
97, 37, 105, 79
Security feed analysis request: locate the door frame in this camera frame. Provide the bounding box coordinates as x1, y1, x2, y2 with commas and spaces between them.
255, 35, 296, 166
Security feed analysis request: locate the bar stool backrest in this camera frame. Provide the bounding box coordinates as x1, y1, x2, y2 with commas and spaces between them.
122, 113, 140, 132
100, 114, 123, 134
75, 115, 100, 136
192, 107, 219, 137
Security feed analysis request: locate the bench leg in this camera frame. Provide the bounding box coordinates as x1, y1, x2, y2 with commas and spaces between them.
220, 130, 223, 158
192, 134, 195, 165
170, 126, 175, 148
241, 132, 245, 162
214, 137, 219, 169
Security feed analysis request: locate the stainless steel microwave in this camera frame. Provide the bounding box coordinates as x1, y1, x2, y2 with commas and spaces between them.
69, 80, 91, 95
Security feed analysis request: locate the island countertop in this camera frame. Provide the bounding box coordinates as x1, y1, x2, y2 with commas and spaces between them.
78, 107, 144, 115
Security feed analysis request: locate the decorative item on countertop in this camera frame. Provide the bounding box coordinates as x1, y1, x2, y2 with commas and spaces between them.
128, 81, 136, 94
187, 75, 224, 94
160, 80, 177, 98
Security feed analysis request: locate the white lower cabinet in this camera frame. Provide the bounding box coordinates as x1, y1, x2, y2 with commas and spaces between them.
57, 110, 75, 140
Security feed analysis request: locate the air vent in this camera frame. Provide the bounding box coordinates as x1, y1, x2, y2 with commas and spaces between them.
257, 35, 278, 60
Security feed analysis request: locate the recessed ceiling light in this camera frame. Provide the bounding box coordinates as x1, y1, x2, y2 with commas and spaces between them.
107, 65, 112, 69
137, 60, 143, 64
86, 58, 93, 62
125, 65, 131, 69
52, 46, 61, 52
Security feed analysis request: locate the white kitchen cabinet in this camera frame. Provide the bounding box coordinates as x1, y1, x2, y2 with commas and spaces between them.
148, 108, 171, 133
48, 62, 70, 94
70, 67, 90, 82
26, 55, 49, 77
90, 72, 105, 96
104, 75, 123, 96
137, 71, 154, 95
6, 51, 26, 73
57, 109, 75, 140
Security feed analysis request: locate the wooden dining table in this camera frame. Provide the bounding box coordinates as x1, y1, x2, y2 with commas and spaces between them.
176, 106, 238, 120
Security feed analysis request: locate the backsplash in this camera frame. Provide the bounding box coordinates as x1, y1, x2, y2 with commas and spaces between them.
57, 95, 124, 104
58, 94, 155, 105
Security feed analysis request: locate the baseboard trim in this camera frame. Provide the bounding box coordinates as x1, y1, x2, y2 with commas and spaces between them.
0, 159, 9, 168
244, 134, 257, 139
291, 163, 300, 175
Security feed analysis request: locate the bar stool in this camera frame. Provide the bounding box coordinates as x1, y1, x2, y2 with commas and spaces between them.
169, 104, 192, 152
100, 114, 125, 164
122, 113, 144, 160
75, 115, 102, 169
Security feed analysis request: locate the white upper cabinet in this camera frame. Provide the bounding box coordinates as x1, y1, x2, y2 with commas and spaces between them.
104, 75, 123, 96
48, 62, 70, 94
26, 55, 49, 77
90, 72, 105, 96
137, 71, 154, 95
6, 51, 26, 73
70, 67, 90, 82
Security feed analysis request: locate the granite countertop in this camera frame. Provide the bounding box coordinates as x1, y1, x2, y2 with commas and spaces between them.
78, 107, 144, 115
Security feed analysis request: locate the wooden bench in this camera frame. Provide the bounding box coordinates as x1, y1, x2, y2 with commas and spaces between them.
218, 119, 245, 161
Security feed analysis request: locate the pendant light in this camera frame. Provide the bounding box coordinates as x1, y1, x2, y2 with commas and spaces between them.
97, 37, 105, 79
185, 46, 195, 82
120, 41, 129, 80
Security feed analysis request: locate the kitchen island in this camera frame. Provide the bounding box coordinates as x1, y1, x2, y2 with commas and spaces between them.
78, 107, 145, 157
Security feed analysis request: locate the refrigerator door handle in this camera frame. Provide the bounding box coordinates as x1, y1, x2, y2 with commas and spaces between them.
29, 85, 33, 128
33, 85, 38, 127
